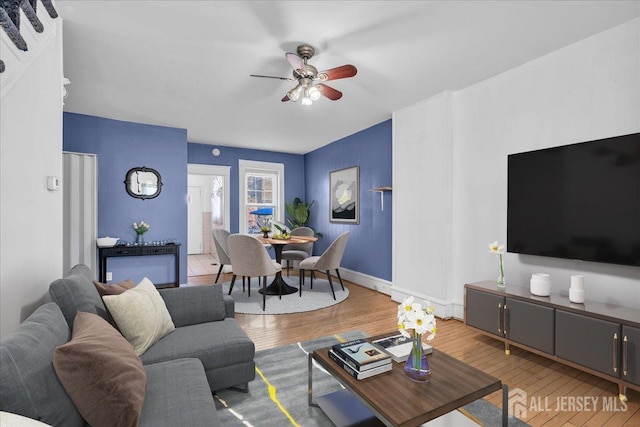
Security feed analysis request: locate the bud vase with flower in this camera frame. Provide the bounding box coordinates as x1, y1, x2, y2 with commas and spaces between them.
398, 297, 437, 382
133, 220, 150, 245
489, 241, 506, 287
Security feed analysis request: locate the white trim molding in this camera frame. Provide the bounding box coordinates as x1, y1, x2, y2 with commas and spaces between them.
238, 159, 285, 234
390, 285, 464, 320
188, 163, 231, 233
337, 267, 392, 296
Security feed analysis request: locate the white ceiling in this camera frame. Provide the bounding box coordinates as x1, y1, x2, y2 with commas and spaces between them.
56, 1, 639, 154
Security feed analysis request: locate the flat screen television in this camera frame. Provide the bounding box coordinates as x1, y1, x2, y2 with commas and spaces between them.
507, 132, 640, 267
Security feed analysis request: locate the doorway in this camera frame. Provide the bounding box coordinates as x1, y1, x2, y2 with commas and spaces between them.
187, 164, 230, 276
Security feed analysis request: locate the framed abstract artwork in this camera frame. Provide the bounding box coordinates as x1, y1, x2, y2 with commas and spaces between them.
329, 165, 359, 224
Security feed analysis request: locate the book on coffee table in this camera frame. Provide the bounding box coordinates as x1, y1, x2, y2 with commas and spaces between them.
371, 334, 432, 363
328, 349, 392, 380
331, 339, 391, 371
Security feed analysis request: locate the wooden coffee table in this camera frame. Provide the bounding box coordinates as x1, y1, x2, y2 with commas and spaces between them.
308, 335, 507, 427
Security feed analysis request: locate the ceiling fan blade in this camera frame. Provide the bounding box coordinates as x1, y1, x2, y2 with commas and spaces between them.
250, 74, 294, 81
285, 52, 304, 70
317, 65, 357, 81
317, 84, 342, 101
281, 94, 290, 102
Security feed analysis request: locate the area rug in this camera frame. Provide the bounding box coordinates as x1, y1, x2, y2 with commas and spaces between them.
215, 331, 530, 426
220, 277, 349, 314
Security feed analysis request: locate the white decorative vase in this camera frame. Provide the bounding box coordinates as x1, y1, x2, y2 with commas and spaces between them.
569, 275, 585, 303
530, 273, 551, 296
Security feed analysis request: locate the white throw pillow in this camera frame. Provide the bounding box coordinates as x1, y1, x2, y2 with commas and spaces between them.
0, 412, 52, 426
102, 278, 175, 355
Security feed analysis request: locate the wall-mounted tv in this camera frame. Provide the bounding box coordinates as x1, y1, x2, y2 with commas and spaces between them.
507, 132, 640, 267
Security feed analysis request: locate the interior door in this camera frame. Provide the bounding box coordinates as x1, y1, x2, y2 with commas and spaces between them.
187, 186, 202, 254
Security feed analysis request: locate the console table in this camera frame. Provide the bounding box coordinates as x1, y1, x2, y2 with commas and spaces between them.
98, 244, 181, 288
464, 281, 640, 402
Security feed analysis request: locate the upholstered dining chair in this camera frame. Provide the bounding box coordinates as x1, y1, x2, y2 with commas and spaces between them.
211, 229, 232, 284
227, 234, 283, 311
281, 227, 315, 277
298, 231, 350, 300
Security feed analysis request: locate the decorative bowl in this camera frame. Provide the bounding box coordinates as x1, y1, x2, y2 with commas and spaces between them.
272, 234, 291, 240
96, 237, 119, 248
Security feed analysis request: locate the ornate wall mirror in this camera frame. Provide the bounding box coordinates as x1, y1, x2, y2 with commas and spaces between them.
124, 167, 162, 200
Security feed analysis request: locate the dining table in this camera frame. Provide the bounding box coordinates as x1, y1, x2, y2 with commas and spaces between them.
257, 235, 318, 295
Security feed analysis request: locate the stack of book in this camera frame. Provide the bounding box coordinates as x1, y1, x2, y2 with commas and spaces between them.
329, 339, 392, 380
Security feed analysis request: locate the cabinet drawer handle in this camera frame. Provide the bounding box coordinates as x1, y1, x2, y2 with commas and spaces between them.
498, 303, 502, 334
623, 335, 628, 377
503, 304, 508, 336
613, 333, 618, 373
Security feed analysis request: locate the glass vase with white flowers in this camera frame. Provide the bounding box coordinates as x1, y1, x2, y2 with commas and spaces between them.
397, 296, 437, 382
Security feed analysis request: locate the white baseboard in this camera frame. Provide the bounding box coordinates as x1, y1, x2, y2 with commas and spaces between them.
390, 286, 464, 320
335, 268, 393, 295
332, 269, 465, 320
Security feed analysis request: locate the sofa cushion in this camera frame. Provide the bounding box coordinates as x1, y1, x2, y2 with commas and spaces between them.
159, 284, 227, 327
53, 312, 147, 427
93, 279, 136, 296
0, 303, 84, 427
103, 278, 175, 355
140, 318, 254, 369
49, 264, 112, 329
140, 359, 219, 427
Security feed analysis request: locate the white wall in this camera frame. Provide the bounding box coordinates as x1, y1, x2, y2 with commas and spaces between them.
392, 92, 455, 315
394, 18, 640, 317
0, 11, 64, 337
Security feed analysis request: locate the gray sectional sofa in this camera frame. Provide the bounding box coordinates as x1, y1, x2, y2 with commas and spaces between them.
0, 264, 256, 426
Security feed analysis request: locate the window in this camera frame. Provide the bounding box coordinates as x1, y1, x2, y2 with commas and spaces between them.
238, 160, 284, 234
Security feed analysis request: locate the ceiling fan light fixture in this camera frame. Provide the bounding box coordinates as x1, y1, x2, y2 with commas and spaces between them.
301, 96, 312, 106
308, 86, 321, 101
287, 84, 302, 101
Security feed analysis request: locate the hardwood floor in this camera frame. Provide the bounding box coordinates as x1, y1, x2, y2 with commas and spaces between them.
188, 272, 640, 426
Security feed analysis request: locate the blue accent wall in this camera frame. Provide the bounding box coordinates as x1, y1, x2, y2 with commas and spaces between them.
304, 120, 392, 281
188, 143, 305, 233
63, 113, 188, 285
63, 111, 391, 285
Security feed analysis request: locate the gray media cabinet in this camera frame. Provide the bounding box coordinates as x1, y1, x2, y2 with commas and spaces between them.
464, 281, 640, 402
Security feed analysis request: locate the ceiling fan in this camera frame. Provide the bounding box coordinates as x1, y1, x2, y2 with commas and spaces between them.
251, 44, 357, 106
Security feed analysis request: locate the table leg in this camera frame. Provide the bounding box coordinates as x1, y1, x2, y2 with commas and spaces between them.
308, 353, 319, 408
99, 253, 106, 282
259, 244, 297, 295
502, 383, 508, 427
175, 249, 180, 287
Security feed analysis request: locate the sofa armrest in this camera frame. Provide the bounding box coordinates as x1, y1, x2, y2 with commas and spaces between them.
223, 295, 235, 318
159, 286, 228, 328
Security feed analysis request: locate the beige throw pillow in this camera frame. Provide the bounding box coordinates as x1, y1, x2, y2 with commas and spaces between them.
53, 312, 146, 427
102, 277, 175, 355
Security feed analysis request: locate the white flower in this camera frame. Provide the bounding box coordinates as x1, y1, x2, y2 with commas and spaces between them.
397, 297, 437, 341
489, 240, 504, 254
133, 220, 151, 234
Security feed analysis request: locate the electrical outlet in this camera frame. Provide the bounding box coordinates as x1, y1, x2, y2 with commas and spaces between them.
106, 272, 112, 281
